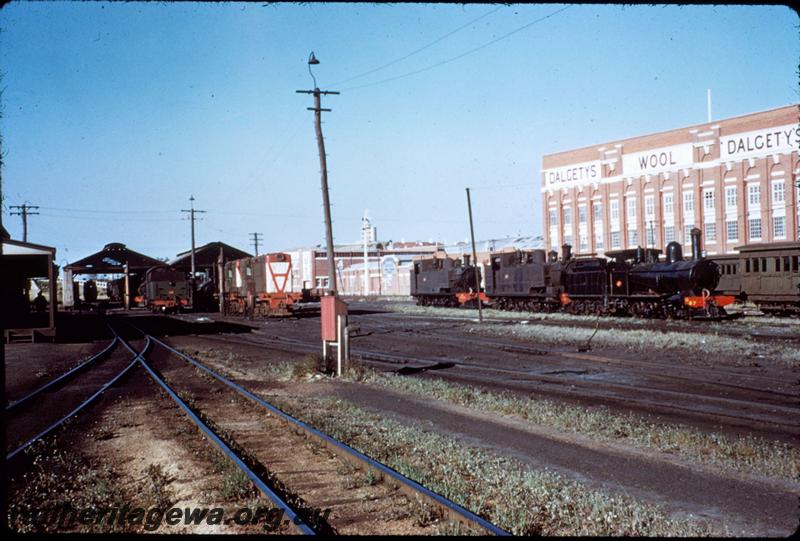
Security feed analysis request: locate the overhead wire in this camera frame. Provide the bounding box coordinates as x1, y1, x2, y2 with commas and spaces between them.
341, 5, 572, 92
330, 5, 504, 87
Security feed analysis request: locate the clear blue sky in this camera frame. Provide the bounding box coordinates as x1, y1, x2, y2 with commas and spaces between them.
1, 2, 797, 264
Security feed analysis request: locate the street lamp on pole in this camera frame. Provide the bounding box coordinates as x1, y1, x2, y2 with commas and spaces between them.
297, 52, 339, 294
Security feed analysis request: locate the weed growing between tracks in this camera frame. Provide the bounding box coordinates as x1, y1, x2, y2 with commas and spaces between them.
265, 395, 721, 536
261, 361, 799, 482
347, 368, 800, 482
387, 303, 800, 367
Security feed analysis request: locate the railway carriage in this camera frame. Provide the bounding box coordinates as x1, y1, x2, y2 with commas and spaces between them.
712, 242, 800, 315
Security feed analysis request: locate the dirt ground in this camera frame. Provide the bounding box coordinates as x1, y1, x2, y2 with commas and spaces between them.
5, 305, 799, 536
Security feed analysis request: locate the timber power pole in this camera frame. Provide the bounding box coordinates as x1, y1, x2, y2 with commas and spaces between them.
465, 188, 483, 323
297, 51, 339, 294
10, 203, 39, 242
181, 195, 206, 304
249, 232, 263, 256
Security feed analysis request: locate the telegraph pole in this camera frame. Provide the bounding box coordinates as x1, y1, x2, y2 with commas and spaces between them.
249, 232, 263, 256
465, 188, 483, 323
181, 196, 206, 305
297, 52, 339, 294
362, 211, 370, 296
10, 203, 39, 242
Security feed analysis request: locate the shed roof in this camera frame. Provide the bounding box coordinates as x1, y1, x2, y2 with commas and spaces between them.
169, 241, 252, 270
65, 242, 163, 274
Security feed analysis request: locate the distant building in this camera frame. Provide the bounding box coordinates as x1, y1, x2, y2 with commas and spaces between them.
284, 240, 442, 296
542, 104, 799, 256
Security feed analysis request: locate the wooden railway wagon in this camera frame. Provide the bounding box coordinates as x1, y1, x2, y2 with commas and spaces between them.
223, 252, 302, 317
712, 242, 800, 315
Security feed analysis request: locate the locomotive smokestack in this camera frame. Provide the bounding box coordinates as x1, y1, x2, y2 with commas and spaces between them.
690, 227, 703, 260
463, 254, 471, 266
548, 250, 558, 263
561, 243, 572, 262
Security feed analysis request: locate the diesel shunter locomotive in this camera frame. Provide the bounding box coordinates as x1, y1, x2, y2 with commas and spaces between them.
143, 265, 190, 313
223, 252, 304, 317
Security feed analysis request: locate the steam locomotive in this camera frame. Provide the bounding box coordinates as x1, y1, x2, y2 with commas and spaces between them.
411, 228, 732, 319
410, 254, 485, 307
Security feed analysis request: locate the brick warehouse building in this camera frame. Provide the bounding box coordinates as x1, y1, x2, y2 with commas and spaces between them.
542, 104, 799, 256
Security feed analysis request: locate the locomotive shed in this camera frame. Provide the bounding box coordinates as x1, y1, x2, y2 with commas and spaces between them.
6, 303, 797, 536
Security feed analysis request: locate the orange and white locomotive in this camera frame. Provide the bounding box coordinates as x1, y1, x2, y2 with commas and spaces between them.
222, 252, 302, 317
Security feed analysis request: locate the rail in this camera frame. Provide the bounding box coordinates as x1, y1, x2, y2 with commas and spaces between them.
136, 328, 509, 536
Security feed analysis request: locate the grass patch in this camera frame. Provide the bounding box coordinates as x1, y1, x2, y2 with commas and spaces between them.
265, 395, 723, 536
386, 303, 800, 367
343, 368, 799, 482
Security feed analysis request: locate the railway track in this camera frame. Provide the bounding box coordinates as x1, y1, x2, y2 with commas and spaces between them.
119, 321, 509, 535
357, 306, 800, 343
188, 330, 799, 442
6, 327, 145, 461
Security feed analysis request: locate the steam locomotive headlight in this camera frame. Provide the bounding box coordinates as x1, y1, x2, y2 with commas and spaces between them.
615, 280, 623, 288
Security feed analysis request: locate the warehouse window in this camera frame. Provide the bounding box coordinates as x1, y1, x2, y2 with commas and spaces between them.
563, 207, 573, 225
578, 205, 587, 224
579, 234, 588, 252
549, 209, 558, 226
592, 202, 603, 223
748, 185, 760, 207
664, 226, 675, 243
684, 224, 694, 244
705, 223, 716, 243
564, 234, 573, 247
611, 231, 621, 249
646, 227, 655, 247
683, 191, 694, 214
749, 218, 762, 239
595, 231, 604, 250
725, 186, 737, 209
663, 193, 674, 216
628, 229, 638, 248
644, 195, 655, 217
726, 220, 738, 241
627, 198, 636, 219
773, 216, 786, 238
703, 189, 715, 210
610, 200, 620, 221
772, 181, 785, 204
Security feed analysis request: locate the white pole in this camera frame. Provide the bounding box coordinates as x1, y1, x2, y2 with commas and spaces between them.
707, 88, 712, 123
362, 211, 370, 296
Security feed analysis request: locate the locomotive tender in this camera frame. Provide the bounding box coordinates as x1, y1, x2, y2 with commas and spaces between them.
413, 228, 733, 319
